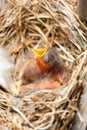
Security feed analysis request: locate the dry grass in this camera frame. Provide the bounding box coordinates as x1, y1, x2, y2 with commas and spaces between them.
0, 0, 87, 130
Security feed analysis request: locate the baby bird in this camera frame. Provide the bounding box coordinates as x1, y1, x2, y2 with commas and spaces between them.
20, 47, 64, 83
19, 47, 68, 94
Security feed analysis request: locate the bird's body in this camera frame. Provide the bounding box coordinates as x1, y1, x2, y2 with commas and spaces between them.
20, 47, 64, 83
19, 47, 68, 94
20, 57, 51, 83
20, 78, 61, 95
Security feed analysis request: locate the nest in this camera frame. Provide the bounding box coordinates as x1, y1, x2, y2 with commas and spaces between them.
0, 0, 87, 130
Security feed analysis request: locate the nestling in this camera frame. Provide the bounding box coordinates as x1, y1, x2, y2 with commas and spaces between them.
19, 47, 68, 94
19, 47, 65, 82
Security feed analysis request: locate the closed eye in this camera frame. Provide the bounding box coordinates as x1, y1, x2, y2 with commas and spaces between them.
43, 53, 54, 64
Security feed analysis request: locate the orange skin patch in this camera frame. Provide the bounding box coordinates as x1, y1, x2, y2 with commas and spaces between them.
20, 78, 61, 95
20, 57, 51, 83
34, 78, 61, 90
36, 57, 50, 72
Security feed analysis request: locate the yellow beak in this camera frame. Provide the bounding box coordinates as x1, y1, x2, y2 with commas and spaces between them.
32, 47, 48, 57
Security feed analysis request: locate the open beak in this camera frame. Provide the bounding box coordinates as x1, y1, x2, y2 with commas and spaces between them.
32, 47, 48, 58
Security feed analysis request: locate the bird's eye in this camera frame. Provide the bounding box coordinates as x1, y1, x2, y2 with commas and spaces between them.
43, 53, 50, 63
43, 53, 54, 64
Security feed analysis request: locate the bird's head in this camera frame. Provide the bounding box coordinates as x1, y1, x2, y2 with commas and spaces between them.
32, 47, 63, 72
